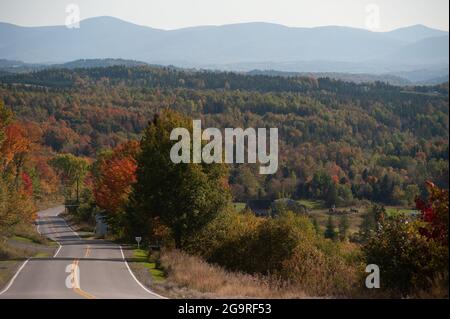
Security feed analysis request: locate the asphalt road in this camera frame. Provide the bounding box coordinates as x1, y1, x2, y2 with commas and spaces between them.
0, 206, 164, 299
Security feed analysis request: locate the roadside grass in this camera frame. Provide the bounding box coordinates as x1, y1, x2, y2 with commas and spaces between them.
133, 248, 166, 283
0, 219, 58, 291
159, 249, 306, 298
33, 251, 52, 258
0, 240, 54, 291
13, 223, 48, 245
47, 240, 59, 247
10, 235, 34, 244
9, 235, 54, 246
78, 232, 95, 239
0, 241, 29, 260
0, 260, 20, 289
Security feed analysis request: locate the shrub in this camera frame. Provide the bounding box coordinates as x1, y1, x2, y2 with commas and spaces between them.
186, 209, 360, 296
363, 214, 448, 296
363, 183, 449, 297
281, 240, 359, 297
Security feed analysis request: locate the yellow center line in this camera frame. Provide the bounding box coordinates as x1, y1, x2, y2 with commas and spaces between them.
72, 247, 96, 299
85, 245, 91, 258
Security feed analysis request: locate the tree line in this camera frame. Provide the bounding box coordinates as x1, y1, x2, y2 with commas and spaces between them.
0, 67, 448, 206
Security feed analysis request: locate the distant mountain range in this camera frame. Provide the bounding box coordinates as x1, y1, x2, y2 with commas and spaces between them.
0, 58, 147, 71
1, 58, 446, 86
0, 16, 448, 83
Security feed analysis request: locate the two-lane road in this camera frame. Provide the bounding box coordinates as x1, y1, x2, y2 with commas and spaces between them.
0, 206, 164, 299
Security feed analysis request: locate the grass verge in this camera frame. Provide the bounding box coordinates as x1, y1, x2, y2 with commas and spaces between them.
133, 248, 166, 283
0, 223, 57, 291
123, 247, 307, 298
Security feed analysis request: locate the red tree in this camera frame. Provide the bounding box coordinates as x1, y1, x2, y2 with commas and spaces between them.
93, 141, 139, 214
416, 181, 449, 244
21, 172, 33, 196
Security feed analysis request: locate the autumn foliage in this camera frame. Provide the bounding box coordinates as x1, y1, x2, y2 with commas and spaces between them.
93, 141, 139, 214
0, 123, 31, 174
416, 181, 449, 245
0, 101, 35, 235
1, 100, 63, 238
362, 182, 449, 296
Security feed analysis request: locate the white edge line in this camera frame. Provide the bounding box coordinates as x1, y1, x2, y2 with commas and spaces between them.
2, 205, 164, 298
119, 245, 167, 299
63, 212, 164, 299
0, 212, 53, 296
0, 206, 67, 296
50, 206, 80, 257
36, 215, 63, 258
36, 220, 41, 235
0, 259, 30, 295
53, 244, 62, 258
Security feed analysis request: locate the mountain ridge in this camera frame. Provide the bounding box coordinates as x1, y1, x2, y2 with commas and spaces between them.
0, 16, 448, 78
0, 58, 447, 86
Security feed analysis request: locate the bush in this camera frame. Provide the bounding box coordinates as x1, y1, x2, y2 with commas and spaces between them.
363, 183, 449, 297
0, 178, 36, 238
282, 240, 359, 297
363, 214, 448, 296
185, 207, 261, 271
248, 212, 316, 274
186, 209, 360, 296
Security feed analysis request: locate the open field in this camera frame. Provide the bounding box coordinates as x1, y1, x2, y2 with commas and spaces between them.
234, 199, 417, 235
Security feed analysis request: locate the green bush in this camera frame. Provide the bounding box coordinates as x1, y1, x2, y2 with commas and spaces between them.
363, 214, 448, 296
186, 209, 359, 296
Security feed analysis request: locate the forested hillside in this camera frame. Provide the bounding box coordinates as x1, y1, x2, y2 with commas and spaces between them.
0, 66, 448, 206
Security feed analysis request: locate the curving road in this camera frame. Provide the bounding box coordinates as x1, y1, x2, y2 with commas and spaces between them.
0, 206, 164, 299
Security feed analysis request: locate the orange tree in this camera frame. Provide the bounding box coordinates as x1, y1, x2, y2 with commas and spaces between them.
0, 101, 35, 237
92, 141, 139, 233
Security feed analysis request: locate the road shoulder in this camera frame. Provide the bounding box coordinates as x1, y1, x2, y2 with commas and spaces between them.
0, 235, 58, 293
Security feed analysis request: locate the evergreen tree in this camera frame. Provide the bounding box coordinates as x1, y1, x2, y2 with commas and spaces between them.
338, 215, 350, 241
359, 204, 385, 242
311, 216, 321, 235
326, 183, 338, 208
324, 215, 337, 240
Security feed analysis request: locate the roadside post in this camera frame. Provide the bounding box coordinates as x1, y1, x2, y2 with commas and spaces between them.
135, 236, 142, 249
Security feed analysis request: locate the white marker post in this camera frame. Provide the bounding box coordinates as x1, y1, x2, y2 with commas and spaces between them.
135, 236, 142, 249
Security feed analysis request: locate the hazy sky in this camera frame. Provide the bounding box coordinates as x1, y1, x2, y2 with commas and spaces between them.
0, 0, 448, 31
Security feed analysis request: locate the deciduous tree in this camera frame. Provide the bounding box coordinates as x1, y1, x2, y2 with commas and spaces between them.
131, 110, 231, 248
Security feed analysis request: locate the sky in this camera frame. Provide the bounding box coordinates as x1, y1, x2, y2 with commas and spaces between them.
0, 0, 448, 32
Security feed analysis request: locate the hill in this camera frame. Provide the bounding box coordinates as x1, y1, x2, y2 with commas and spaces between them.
0, 66, 448, 205
0, 17, 448, 78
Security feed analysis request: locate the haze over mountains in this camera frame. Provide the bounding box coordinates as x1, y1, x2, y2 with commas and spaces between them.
0, 16, 448, 84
